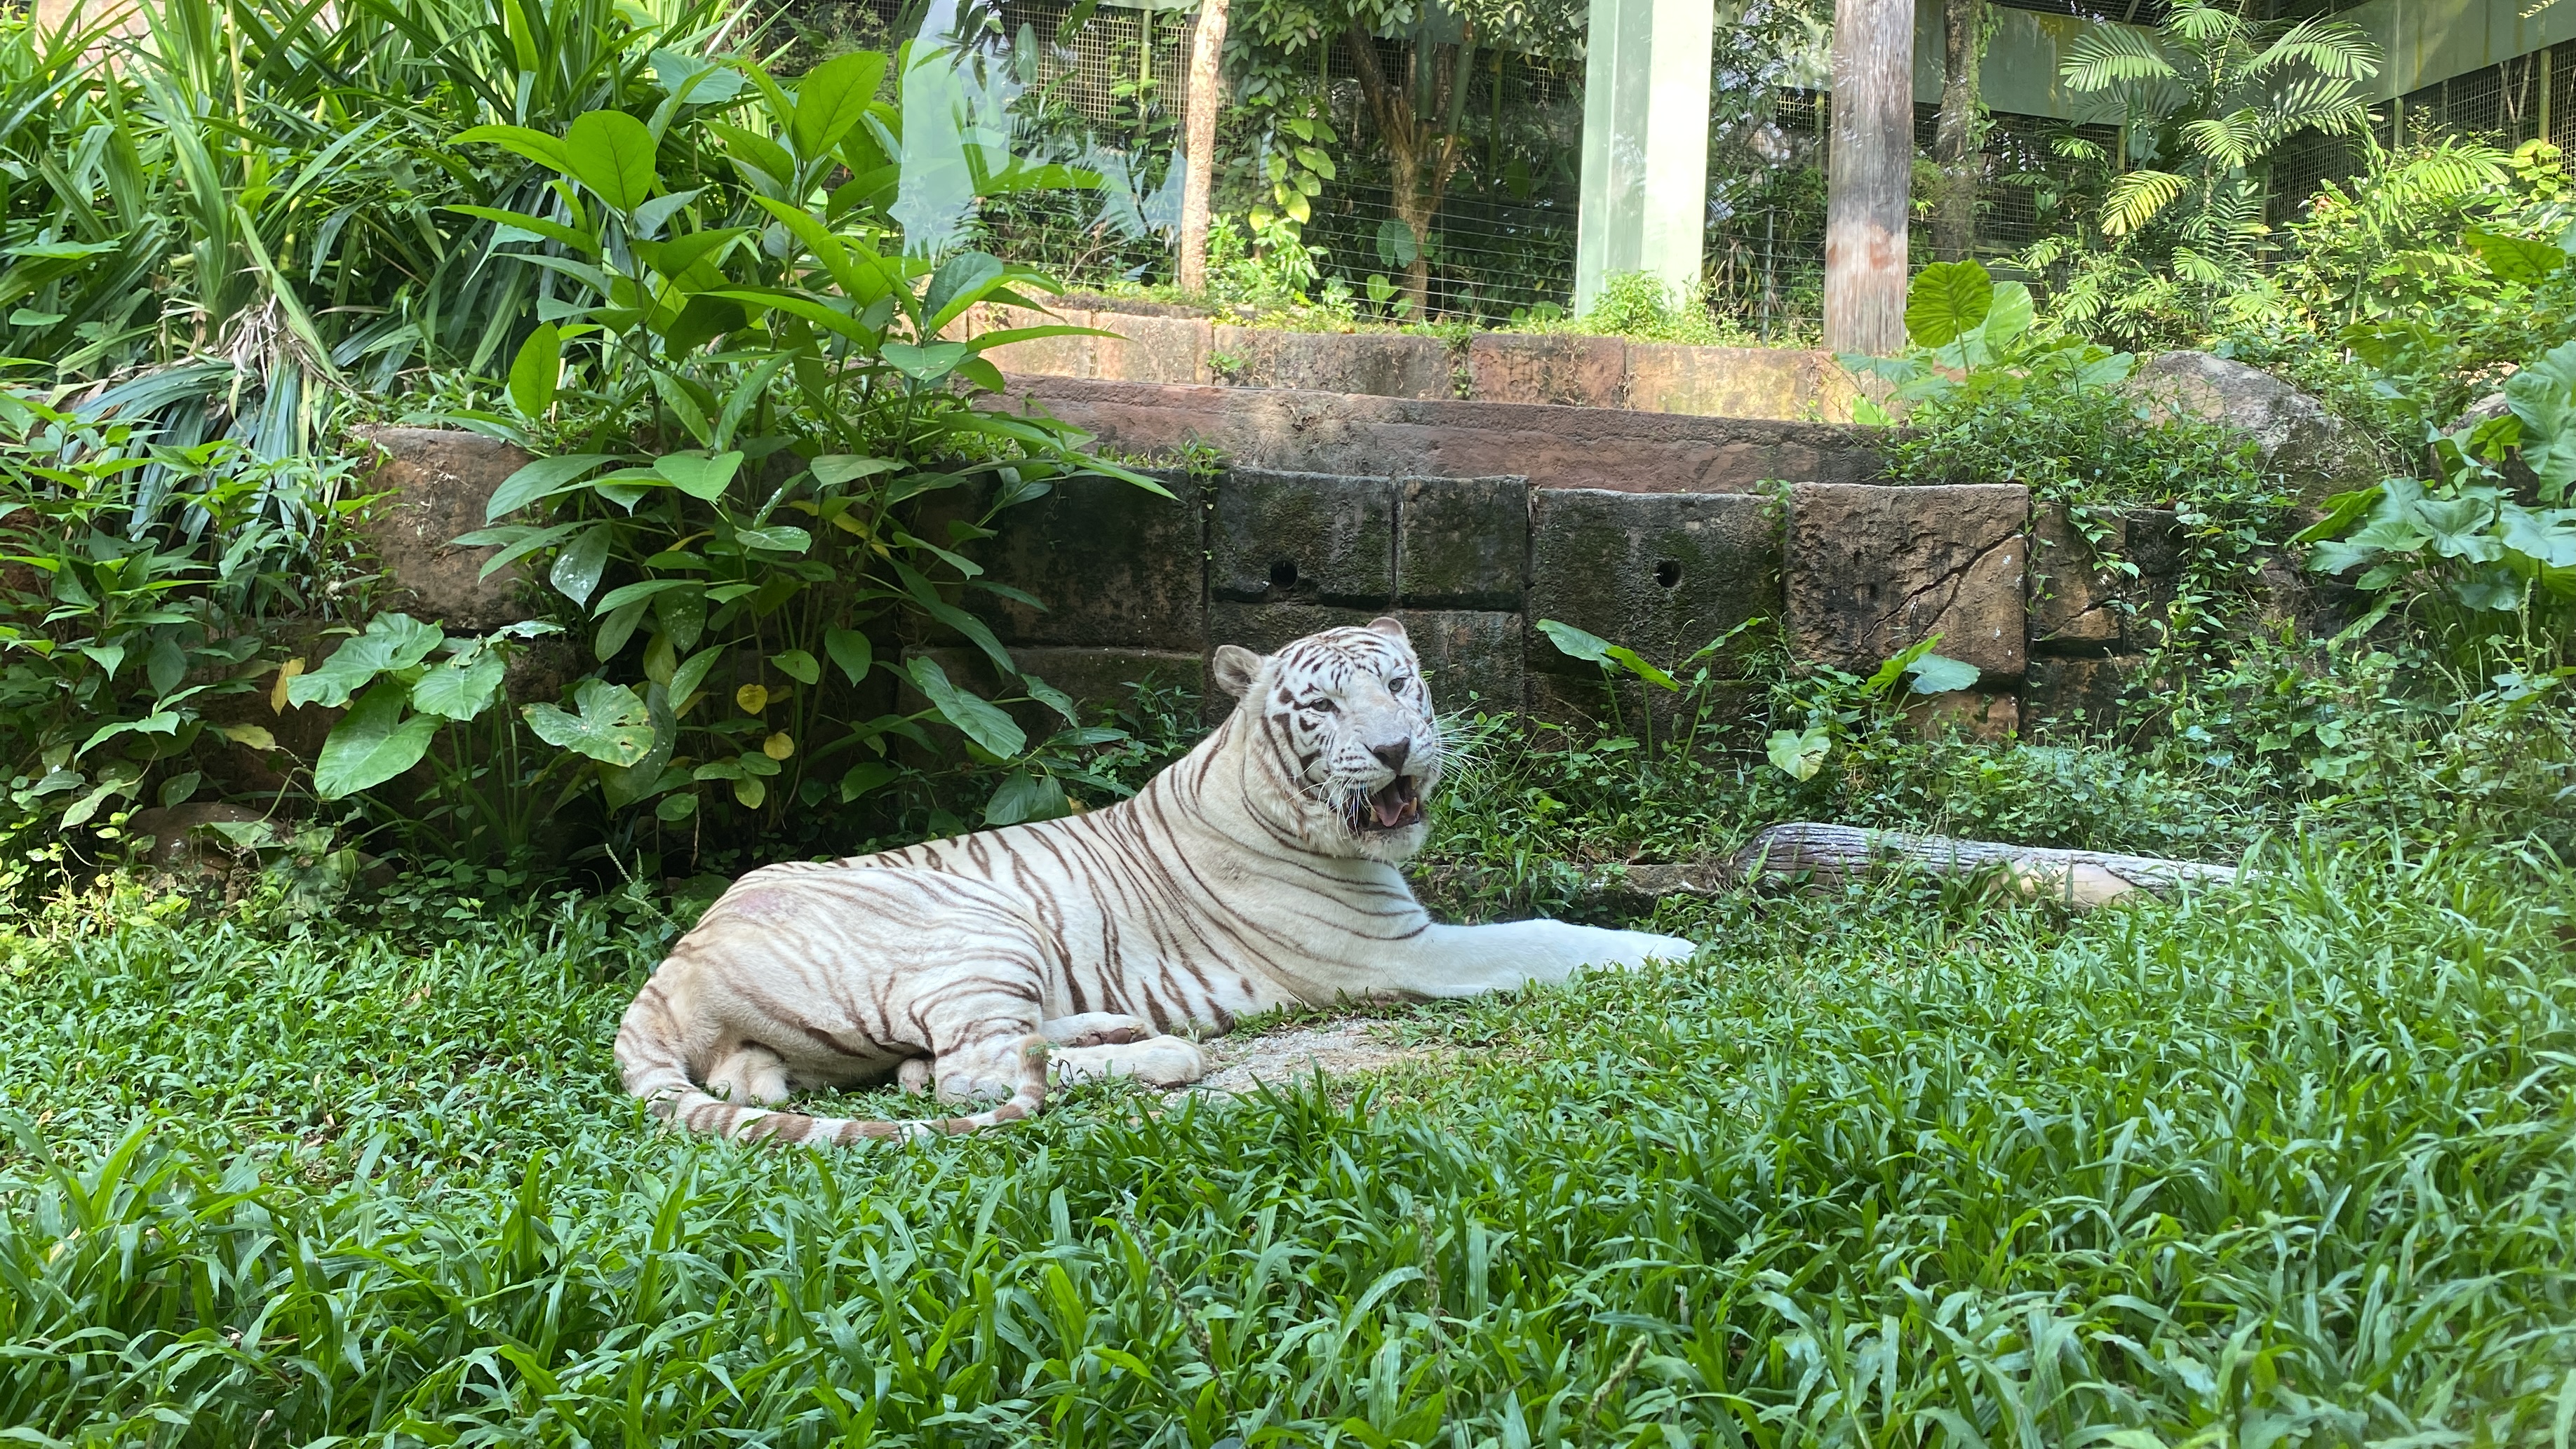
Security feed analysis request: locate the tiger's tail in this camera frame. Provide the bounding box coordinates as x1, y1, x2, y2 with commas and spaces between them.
616, 1018, 1051, 1145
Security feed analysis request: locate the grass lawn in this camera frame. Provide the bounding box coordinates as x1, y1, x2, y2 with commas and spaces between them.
0, 836, 2569, 1445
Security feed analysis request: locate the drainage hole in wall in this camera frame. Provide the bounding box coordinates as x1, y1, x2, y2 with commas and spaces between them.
1653, 560, 1682, 589
1270, 559, 1300, 592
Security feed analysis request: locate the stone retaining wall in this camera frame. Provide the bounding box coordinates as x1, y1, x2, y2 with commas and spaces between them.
968, 303, 1861, 422
356, 429, 2173, 741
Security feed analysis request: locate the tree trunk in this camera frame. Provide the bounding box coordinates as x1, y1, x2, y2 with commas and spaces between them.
1345, 22, 1473, 320
1175, 0, 1230, 295
1824, 0, 1913, 354
1932, 0, 1981, 262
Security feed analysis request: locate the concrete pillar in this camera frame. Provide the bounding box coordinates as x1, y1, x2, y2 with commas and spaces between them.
1574, 0, 1715, 316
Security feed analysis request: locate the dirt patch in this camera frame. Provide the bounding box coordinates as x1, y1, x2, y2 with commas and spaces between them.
1183, 1020, 1446, 1098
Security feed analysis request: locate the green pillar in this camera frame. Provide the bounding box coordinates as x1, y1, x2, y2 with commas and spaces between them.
1575, 0, 1715, 316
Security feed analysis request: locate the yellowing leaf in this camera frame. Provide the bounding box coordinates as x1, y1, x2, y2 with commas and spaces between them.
763, 731, 795, 760
222, 723, 277, 750
271, 658, 306, 713
736, 682, 768, 714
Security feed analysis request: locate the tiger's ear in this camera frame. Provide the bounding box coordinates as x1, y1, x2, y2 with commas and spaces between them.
1367, 616, 1407, 640
1211, 645, 1266, 699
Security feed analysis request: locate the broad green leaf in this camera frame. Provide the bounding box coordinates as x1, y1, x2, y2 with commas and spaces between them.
813, 454, 899, 487
2293, 486, 2382, 544
288, 614, 445, 708
485, 454, 620, 522
840, 760, 898, 802
410, 649, 507, 720
2500, 504, 2576, 567
1766, 726, 1832, 782
549, 523, 613, 605
455, 123, 574, 176
1023, 673, 1080, 726
880, 341, 969, 382
2411, 496, 2502, 562
925, 250, 1006, 330
521, 678, 655, 765
509, 323, 562, 418
1536, 618, 1614, 665
314, 682, 440, 800
1904, 653, 1981, 695
655, 450, 742, 501
1602, 645, 1680, 691
593, 577, 700, 615
563, 109, 658, 213
1904, 260, 1994, 347
669, 647, 725, 706
1976, 282, 2034, 352
909, 655, 1026, 760
985, 770, 1069, 826
792, 50, 890, 161
2505, 339, 2576, 500
825, 628, 873, 684
733, 524, 812, 553
772, 649, 821, 685
2466, 228, 2565, 285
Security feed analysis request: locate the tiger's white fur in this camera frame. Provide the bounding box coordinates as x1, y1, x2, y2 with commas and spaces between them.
616, 617, 1696, 1143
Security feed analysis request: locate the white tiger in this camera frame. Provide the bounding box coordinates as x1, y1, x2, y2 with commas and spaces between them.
615, 617, 1697, 1143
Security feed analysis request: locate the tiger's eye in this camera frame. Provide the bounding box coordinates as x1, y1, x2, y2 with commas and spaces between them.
1388, 675, 1409, 692
1308, 698, 1338, 713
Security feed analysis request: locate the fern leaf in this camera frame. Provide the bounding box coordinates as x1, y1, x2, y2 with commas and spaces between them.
2102, 170, 2187, 237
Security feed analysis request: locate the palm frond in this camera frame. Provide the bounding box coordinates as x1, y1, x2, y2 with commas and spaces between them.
2162, 1, 2251, 53
2251, 15, 2380, 83
2061, 25, 2177, 95
2101, 168, 2187, 237
2182, 110, 2268, 168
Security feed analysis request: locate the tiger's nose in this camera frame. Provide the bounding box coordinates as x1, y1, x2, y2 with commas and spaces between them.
1371, 740, 1411, 772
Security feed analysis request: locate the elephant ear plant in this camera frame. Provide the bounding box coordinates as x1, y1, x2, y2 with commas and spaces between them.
305, 39, 1167, 859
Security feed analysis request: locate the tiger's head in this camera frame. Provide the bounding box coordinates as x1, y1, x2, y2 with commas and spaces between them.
1212, 617, 1443, 863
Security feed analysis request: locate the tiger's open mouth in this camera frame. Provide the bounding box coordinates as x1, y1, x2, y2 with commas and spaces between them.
1349, 776, 1424, 832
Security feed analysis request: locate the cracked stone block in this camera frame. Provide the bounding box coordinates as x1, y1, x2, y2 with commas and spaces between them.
1092, 312, 1211, 385
1400, 476, 1528, 609
1787, 483, 2028, 680
2024, 656, 2145, 728
1467, 334, 1625, 408
1527, 490, 1778, 678
348, 426, 537, 631
1212, 327, 1456, 400
963, 469, 1206, 650
968, 302, 1096, 377
2030, 505, 2126, 651
1213, 470, 1395, 607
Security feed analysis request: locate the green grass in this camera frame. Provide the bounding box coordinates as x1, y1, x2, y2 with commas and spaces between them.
0, 835, 2570, 1445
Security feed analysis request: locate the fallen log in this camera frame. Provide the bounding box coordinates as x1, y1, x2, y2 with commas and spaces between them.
1722, 822, 2250, 908
1418, 825, 2252, 917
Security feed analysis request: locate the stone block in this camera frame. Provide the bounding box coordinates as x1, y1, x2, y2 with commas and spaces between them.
1092, 311, 1212, 385
1400, 476, 1528, 609
347, 426, 537, 631
905, 645, 1200, 730
1203, 604, 1522, 717
2030, 505, 2126, 651
1787, 483, 2028, 680
965, 469, 1206, 649
2023, 655, 2145, 729
992, 377, 1886, 493
1212, 327, 1456, 400
1400, 609, 1524, 713
1212, 470, 1395, 607
1527, 490, 1778, 678
1622, 344, 1860, 423
1467, 334, 1625, 408
969, 302, 1096, 377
